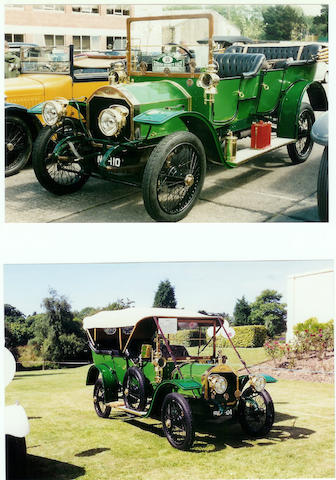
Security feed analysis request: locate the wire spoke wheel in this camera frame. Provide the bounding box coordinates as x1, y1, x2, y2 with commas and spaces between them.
238, 388, 274, 437
161, 393, 194, 450
93, 379, 111, 418
143, 132, 206, 222
123, 367, 147, 411
287, 102, 315, 164
32, 122, 91, 195
5, 113, 33, 177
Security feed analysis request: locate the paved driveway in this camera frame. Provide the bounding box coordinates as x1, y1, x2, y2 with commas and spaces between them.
5, 139, 323, 223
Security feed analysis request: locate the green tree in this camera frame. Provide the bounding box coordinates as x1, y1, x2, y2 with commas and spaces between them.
34, 289, 88, 363
262, 5, 307, 40
250, 289, 287, 337
311, 5, 328, 38
153, 280, 177, 308
233, 296, 251, 326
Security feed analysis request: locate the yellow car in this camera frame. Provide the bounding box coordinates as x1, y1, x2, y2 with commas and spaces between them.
5, 45, 121, 176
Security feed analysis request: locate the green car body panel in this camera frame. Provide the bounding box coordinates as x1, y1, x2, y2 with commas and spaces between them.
32, 13, 328, 222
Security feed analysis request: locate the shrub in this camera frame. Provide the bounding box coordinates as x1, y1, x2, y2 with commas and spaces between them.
293, 319, 334, 359
169, 329, 207, 347
216, 325, 267, 348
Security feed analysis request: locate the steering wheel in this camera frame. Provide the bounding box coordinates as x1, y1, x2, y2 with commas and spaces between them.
175, 44, 194, 59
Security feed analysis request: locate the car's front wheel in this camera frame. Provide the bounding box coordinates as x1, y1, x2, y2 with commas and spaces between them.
161, 393, 195, 450
32, 122, 91, 195
287, 102, 315, 164
317, 147, 328, 221
5, 113, 33, 177
238, 387, 274, 437
93, 378, 111, 418
142, 131, 206, 222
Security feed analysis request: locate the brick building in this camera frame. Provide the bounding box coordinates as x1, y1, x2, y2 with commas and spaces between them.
5, 4, 240, 53
5, 4, 133, 52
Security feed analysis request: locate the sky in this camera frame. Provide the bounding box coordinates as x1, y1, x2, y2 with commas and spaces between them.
3, 260, 333, 317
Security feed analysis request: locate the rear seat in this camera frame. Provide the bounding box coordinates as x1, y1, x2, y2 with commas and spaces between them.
213, 53, 265, 78
225, 43, 320, 65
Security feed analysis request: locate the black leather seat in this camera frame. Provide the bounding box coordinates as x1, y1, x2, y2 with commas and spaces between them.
301, 44, 320, 60
225, 43, 320, 62
161, 344, 189, 358
214, 53, 265, 78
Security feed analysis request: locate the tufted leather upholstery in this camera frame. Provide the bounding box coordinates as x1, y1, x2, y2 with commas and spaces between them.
300, 44, 320, 60
214, 53, 265, 78
225, 43, 320, 62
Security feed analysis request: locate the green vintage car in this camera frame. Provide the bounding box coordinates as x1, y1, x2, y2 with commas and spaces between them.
31, 13, 327, 221
84, 308, 276, 450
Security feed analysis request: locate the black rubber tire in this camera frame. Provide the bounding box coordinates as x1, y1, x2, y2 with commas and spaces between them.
123, 367, 147, 411
142, 131, 206, 222
5, 113, 33, 177
161, 393, 195, 450
32, 122, 90, 195
6, 434, 27, 479
93, 378, 111, 418
287, 102, 315, 164
317, 147, 328, 221
238, 387, 275, 437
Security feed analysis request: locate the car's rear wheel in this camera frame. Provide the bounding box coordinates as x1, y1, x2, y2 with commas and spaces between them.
93, 378, 111, 418
317, 147, 328, 221
161, 393, 194, 450
287, 102, 315, 164
32, 121, 91, 195
238, 387, 274, 437
123, 367, 147, 411
142, 131, 206, 222
5, 113, 33, 177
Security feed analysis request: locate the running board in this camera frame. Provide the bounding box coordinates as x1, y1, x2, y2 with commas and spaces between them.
116, 406, 147, 417
232, 137, 295, 166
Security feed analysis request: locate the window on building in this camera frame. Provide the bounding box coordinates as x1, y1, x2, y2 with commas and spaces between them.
72, 5, 99, 14
106, 5, 130, 16
45, 35, 65, 47
73, 36, 91, 53
33, 5, 65, 12
106, 36, 127, 50
5, 33, 24, 43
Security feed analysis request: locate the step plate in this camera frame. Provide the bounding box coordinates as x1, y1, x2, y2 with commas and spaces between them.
232, 136, 295, 166
117, 406, 147, 417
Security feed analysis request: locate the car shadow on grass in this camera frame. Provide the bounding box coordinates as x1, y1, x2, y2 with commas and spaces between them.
119, 412, 315, 453
24, 454, 85, 479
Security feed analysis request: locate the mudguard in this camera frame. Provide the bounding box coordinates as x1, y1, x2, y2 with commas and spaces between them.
5, 102, 42, 138
277, 80, 328, 139
134, 109, 229, 167
86, 364, 118, 402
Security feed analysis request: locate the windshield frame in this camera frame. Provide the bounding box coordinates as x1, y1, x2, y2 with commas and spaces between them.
126, 13, 214, 78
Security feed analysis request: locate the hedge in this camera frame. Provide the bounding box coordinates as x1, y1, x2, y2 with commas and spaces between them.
169, 325, 267, 348
215, 325, 267, 348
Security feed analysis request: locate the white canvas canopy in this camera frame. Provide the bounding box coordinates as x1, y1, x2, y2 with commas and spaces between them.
83, 307, 217, 331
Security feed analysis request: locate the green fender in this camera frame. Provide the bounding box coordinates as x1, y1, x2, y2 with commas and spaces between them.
86, 364, 118, 403
134, 109, 231, 167
277, 80, 328, 139
146, 378, 202, 416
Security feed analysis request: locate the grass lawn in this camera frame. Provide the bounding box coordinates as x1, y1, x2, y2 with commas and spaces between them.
5, 364, 334, 480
